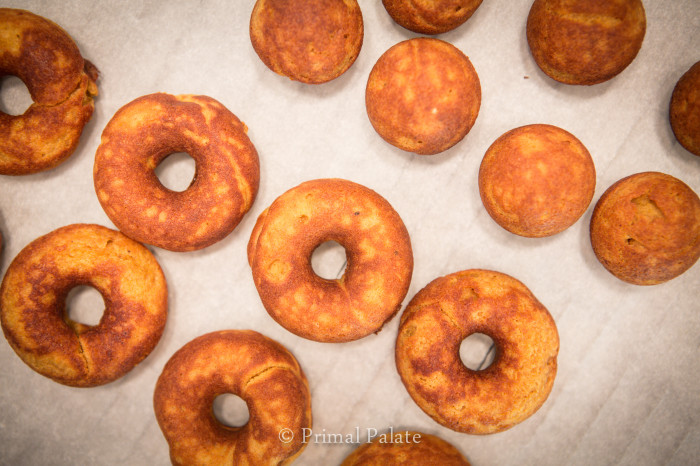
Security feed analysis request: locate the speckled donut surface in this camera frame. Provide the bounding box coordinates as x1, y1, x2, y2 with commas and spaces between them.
341, 430, 470, 465
382, 0, 483, 35
670, 61, 700, 157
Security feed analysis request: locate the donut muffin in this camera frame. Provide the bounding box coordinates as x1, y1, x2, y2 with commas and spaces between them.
479, 124, 596, 237
396, 269, 559, 434
526, 0, 646, 85
382, 0, 483, 35
250, 0, 364, 84
590, 172, 700, 285
341, 430, 470, 465
670, 60, 700, 157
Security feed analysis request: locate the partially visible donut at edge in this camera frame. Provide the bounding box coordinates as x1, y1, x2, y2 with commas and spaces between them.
382, 0, 483, 35
670, 60, 700, 157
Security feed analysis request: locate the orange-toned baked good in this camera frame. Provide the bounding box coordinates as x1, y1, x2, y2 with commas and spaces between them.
590, 172, 700, 285
382, 0, 483, 35
248, 179, 413, 343
250, 0, 363, 84
526, 0, 646, 85
366, 38, 481, 155
0, 8, 98, 175
670, 60, 700, 157
94, 93, 259, 252
479, 124, 596, 237
396, 269, 559, 434
341, 430, 470, 465
0, 224, 167, 387
154, 330, 312, 466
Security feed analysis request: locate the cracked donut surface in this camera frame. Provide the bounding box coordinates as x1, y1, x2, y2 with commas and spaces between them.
382, 0, 483, 35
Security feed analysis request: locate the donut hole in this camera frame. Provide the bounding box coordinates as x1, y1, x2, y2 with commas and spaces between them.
154, 152, 197, 192
65, 285, 105, 326
459, 333, 496, 371
311, 241, 347, 280
213, 393, 249, 428
0, 76, 33, 116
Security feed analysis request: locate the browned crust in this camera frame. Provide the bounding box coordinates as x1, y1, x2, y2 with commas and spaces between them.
153, 330, 312, 466
93, 93, 260, 252
365, 38, 481, 155
248, 178, 413, 343
0, 224, 168, 387
382, 0, 482, 35
526, 0, 646, 85
395, 270, 559, 435
250, 0, 364, 84
0, 8, 99, 175
670, 61, 700, 157
478, 124, 596, 237
341, 430, 470, 465
590, 172, 700, 285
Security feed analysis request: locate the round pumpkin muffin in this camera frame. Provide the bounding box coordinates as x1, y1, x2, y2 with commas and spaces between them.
341, 430, 470, 465
382, 0, 483, 35
250, 0, 364, 84
479, 124, 596, 237
526, 0, 646, 85
670, 60, 700, 157
590, 172, 700, 285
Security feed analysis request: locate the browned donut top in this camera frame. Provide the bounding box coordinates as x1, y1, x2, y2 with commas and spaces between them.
382, 0, 483, 35
341, 431, 469, 465
366, 38, 481, 155
526, 0, 646, 85
670, 61, 700, 157
590, 172, 700, 285
250, 0, 363, 84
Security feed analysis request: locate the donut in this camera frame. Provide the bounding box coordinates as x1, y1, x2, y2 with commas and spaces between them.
670, 60, 700, 157
479, 124, 596, 237
93, 93, 260, 252
0, 8, 98, 175
248, 178, 413, 343
526, 0, 646, 85
0, 224, 167, 387
250, 0, 364, 84
382, 0, 483, 35
153, 330, 312, 466
341, 430, 469, 465
366, 37, 481, 155
590, 172, 700, 285
395, 269, 559, 434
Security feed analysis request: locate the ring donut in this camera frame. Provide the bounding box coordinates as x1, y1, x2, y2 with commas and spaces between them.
94, 93, 260, 252
0, 224, 167, 387
341, 430, 470, 465
248, 178, 413, 343
395, 269, 559, 434
0, 8, 98, 175
154, 330, 312, 465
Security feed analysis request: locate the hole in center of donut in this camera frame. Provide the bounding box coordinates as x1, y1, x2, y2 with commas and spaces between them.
154, 152, 196, 192
460, 333, 496, 371
0, 76, 33, 116
65, 285, 105, 327
213, 393, 249, 428
311, 241, 347, 280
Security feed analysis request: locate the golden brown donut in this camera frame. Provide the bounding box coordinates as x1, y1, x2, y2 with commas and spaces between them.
94, 93, 260, 252
479, 124, 596, 237
526, 0, 646, 85
382, 0, 483, 35
250, 0, 364, 84
366, 38, 481, 155
341, 430, 470, 465
0, 8, 98, 175
0, 224, 167, 387
396, 269, 559, 434
154, 330, 312, 466
670, 60, 700, 157
590, 172, 700, 285
248, 179, 413, 343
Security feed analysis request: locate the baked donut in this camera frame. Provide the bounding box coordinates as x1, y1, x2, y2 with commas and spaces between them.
479, 124, 596, 237
250, 0, 363, 84
590, 172, 700, 285
154, 330, 312, 466
248, 178, 413, 343
526, 0, 646, 85
94, 93, 260, 252
0, 224, 167, 387
396, 269, 559, 434
670, 60, 700, 157
366, 38, 481, 155
0, 8, 98, 175
382, 0, 483, 35
341, 430, 469, 465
